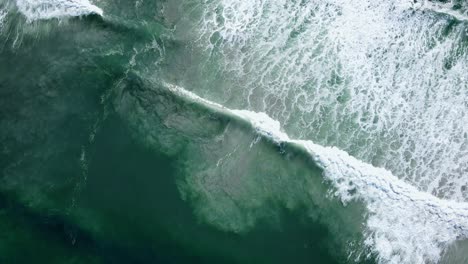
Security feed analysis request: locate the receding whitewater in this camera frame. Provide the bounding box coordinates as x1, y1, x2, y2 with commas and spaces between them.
0, 0, 467, 263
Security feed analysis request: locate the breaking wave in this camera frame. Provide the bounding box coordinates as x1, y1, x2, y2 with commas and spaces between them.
158, 82, 468, 264
14, 0, 102, 21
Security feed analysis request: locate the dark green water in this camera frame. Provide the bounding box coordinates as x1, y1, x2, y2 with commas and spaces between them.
0, 1, 367, 263
0, 52, 347, 262
1, 0, 468, 263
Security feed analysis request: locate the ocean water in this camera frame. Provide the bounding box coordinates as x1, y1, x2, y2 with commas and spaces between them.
0, 0, 467, 263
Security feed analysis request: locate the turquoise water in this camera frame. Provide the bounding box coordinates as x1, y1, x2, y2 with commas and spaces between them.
0, 0, 468, 263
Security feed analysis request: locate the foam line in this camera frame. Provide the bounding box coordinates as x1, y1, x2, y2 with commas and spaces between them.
164, 82, 468, 264
15, 0, 102, 21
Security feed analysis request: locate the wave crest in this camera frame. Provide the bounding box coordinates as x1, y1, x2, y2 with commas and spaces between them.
15, 0, 102, 21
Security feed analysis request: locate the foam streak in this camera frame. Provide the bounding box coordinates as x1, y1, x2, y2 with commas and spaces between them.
15, 0, 102, 21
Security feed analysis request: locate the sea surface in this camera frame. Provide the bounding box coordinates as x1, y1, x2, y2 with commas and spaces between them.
0, 0, 468, 263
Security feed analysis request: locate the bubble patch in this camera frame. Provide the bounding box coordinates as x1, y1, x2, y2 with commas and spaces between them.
187, 0, 468, 202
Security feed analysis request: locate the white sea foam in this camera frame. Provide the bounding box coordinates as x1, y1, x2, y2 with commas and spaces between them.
165, 82, 468, 264
0, 6, 7, 30
15, 0, 102, 21
189, 0, 468, 202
